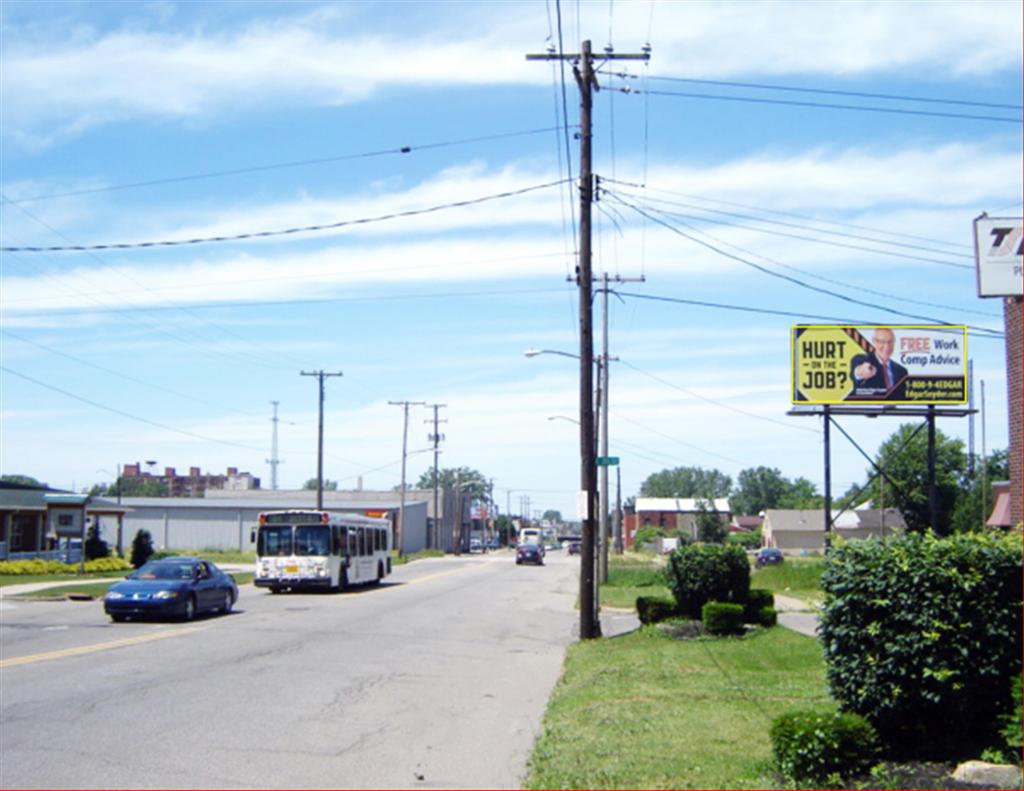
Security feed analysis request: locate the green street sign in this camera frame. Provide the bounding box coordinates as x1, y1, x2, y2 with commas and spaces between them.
596, 456, 620, 466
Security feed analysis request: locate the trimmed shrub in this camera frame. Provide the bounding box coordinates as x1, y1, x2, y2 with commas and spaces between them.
129, 529, 155, 568
84, 524, 109, 560
635, 595, 677, 625
632, 525, 666, 551
666, 542, 750, 618
701, 601, 745, 636
770, 709, 880, 784
0, 557, 131, 575
744, 588, 775, 623
756, 606, 778, 628
819, 530, 1022, 760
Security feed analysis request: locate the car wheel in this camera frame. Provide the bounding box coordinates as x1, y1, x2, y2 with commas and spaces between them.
221, 589, 233, 614
181, 595, 196, 621
269, 586, 282, 594
110, 614, 127, 623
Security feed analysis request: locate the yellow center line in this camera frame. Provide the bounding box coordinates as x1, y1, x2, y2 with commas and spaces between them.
1, 624, 208, 669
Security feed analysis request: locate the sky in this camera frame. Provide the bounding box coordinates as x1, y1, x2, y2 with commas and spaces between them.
2, 0, 1021, 520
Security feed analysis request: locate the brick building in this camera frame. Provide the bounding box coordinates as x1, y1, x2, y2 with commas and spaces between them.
121, 463, 260, 497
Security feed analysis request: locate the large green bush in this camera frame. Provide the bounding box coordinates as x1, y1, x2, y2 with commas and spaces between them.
665, 542, 750, 618
770, 708, 880, 784
743, 588, 774, 623
819, 530, 1022, 759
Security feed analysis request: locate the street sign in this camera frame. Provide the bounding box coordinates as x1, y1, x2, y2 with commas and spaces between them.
596, 456, 620, 466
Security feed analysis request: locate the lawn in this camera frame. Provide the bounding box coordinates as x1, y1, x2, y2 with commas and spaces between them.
751, 558, 826, 606
525, 626, 831, 789
601, 554, 671, 609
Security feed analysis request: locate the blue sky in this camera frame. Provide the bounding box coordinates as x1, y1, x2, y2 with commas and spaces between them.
2, 0, 1021, 518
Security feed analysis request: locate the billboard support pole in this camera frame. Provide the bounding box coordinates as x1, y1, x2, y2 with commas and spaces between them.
928, 404, 938, 532
823, 405, 832, 552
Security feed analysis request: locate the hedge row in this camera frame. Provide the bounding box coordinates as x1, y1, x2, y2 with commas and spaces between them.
0, 556, 132, 575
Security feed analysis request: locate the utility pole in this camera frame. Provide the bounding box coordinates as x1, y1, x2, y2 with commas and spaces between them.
300, 371, 343, 509
390, 400, 426, 555
266, 400, 283, 490
596, 272, 643, 577
527, 39, 649, 640
425, 404, 447, 550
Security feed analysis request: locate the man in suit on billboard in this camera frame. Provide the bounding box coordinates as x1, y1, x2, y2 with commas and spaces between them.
850, 327, 908, 399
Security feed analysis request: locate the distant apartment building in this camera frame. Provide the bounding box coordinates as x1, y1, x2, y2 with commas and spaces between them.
121, 463, 260, 497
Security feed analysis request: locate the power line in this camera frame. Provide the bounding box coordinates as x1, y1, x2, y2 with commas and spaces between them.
631, 87, 1022, 123
636, 73, 1023, 111
2, 179, 569, 253
610, 290, 1003, 340
608, 184, 973, 265
604, 191, 1005, 337
603, 177, 974, 252
1, 126, 573, 206
617, 359, 821, 435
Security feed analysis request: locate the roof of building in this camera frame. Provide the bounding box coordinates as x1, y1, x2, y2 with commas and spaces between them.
114, 496, 419, 512
0, 482, 128, 513
635, 497, 732, 513
987, 490, 1012, 527
764, 508, 906, 532
733, 515, 763, 529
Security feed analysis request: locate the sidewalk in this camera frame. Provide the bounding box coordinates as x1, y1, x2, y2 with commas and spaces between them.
774, 593, 822, 638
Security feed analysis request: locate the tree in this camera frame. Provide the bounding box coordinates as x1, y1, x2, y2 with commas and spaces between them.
730, 467, 789, 515
950, 449, 1010, 533
695, 499, 728, 543
84, 523, 110, 560
777, 477, 823, 509
303, 478, 338, 491
1, 474, 46, 487
414, 467, 491, 504
639, 466, 732, 499
862, 423, 967, 535
542, 509, 562, 523
130, 529, 155, 568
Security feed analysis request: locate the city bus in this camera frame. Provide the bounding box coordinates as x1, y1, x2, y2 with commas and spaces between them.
252, 510, 392, 593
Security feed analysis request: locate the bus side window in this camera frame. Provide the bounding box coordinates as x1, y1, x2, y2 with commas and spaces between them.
347, 529, 357, 557
359, 528, 367, 556
374, 528, 380, 551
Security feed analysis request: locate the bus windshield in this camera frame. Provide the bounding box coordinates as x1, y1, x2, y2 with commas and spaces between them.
295, 525, 331, 556
258, 525, 292, 556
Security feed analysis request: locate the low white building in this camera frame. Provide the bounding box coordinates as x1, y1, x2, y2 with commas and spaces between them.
762, 505, 906, 554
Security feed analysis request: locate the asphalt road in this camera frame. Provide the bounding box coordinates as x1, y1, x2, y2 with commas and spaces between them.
1, 551, 581, 790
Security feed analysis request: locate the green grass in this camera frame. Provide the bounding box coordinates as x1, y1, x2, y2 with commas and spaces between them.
392, 548, 445, 565
157, 548, 256, 564
751, 559, 825, 605
525, 626, 831, 789
602, 556, 672, 609
0, 570, 131, 588
18, 581, 119, 598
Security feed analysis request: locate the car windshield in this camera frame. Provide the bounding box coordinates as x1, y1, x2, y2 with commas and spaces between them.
133, 561, 193, 581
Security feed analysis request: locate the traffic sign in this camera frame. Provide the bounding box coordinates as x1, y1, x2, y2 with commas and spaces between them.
596, 456, 620, 466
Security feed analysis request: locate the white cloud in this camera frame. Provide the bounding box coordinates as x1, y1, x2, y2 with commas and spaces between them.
3, 1, 1019, 148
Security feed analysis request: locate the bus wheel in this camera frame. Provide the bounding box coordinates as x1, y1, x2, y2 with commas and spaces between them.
374, 562, 384, 585
339, 570, 349, 592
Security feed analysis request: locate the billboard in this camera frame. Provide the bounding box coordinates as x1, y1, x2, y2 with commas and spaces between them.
791, 325, 967, 405
974, 216, 1023, 297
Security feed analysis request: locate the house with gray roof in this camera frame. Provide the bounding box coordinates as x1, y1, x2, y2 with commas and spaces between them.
762, 505, 906, 554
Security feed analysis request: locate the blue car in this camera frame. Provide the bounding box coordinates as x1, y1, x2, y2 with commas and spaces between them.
104, 557, 238, 622
516, 543, 545, 566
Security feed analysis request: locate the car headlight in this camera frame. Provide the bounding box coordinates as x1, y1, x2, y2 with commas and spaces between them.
153, 590, 181, 599
104, 591, 124, 600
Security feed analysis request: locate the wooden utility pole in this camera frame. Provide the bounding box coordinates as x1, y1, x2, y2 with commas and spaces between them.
527, 39, 649, 640
425, 404, 447, 549
300, 370, 343, 509
390, 400, 426, 555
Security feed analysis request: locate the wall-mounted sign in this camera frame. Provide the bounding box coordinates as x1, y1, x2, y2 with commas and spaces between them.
974, 215, 1023, 297
791, 325, 967, 405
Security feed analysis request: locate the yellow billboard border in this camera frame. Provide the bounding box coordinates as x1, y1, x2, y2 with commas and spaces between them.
791, 324, 969, 405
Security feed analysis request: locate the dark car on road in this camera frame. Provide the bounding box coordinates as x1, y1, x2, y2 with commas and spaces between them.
515, 543, 545, 566
566, 540, 581, 556
104, 557, 238, 622
755, 547, 784, 567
